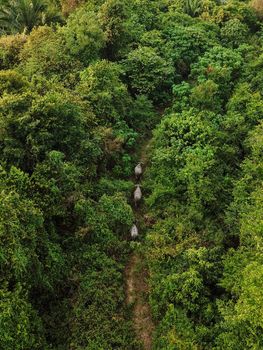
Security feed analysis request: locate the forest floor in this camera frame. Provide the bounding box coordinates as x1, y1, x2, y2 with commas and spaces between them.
125, 132, 155, 350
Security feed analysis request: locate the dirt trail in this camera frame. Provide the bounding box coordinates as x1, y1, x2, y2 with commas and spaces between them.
125, 132, 155, 350
125, 253, 154, 350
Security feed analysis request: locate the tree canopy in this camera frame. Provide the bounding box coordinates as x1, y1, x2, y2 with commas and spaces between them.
0, 0, 263, 349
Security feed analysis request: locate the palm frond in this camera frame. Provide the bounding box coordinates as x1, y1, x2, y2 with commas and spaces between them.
0, 0, 59, 34
184, 0, 203, 17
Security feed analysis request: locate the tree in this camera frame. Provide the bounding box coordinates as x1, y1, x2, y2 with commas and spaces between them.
0, 0, 262, 348
190, 79, 222, 112
161, 20, 218, 78
98, 0, 143, 59
0, 286, 46, 350
77, 60, 131, 123
184, 0, 204, 17
19, 26, 79, 79
190, 45, 243, 101
60, 0, 84, 17
220, 18, 249, 48
30, 151, 81, 217
124, 46, 174, 101
0, 88, 95, 171
214, 115, 263, 349
0, 33, 26, 69
0, 69, 28, 95
0, 0, 61, 34
0, 187, 43, 284
98, 193, 133, 235
61, 4, 105, 64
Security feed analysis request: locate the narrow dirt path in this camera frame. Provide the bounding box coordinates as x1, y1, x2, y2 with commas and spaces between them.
125, 253, 154, 350
125, 132, 155, 350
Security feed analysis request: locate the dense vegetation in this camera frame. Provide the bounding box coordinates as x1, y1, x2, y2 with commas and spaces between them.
0, 0, 262, 349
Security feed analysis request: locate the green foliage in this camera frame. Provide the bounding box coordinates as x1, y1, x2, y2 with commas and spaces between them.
217, 122, 263, 349
129, 94, 156, 131
61, 4, 105, 64
0, 0, 61, 34
0, 186, 43, 283
69, 247, 139, 350
217, 184, 263, 349
183, 0, 205, 17
171, 81, 192, 112
153, 305, 198, 349
220, 18, 249, 48
97, 177, 133, 198
161, 18, 219, 78
30, 151, 81, 217
98, 193, 134, 235
0, 33, 26, 69
124, 46, 174, 101
244, 52, 263, 93
19, 26, 78, 79
190, 45, 243, 100
0, 87, 96, 170
98, 0, 143, 59
0, 69, 28, 95
0, 1, 262, 349
190, 79, 222, 111
143, 7, 263, 347
217, 1, 259, 31
77, 60, 131, 123
0, 286, 46, 350
147, 109, 223, 219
